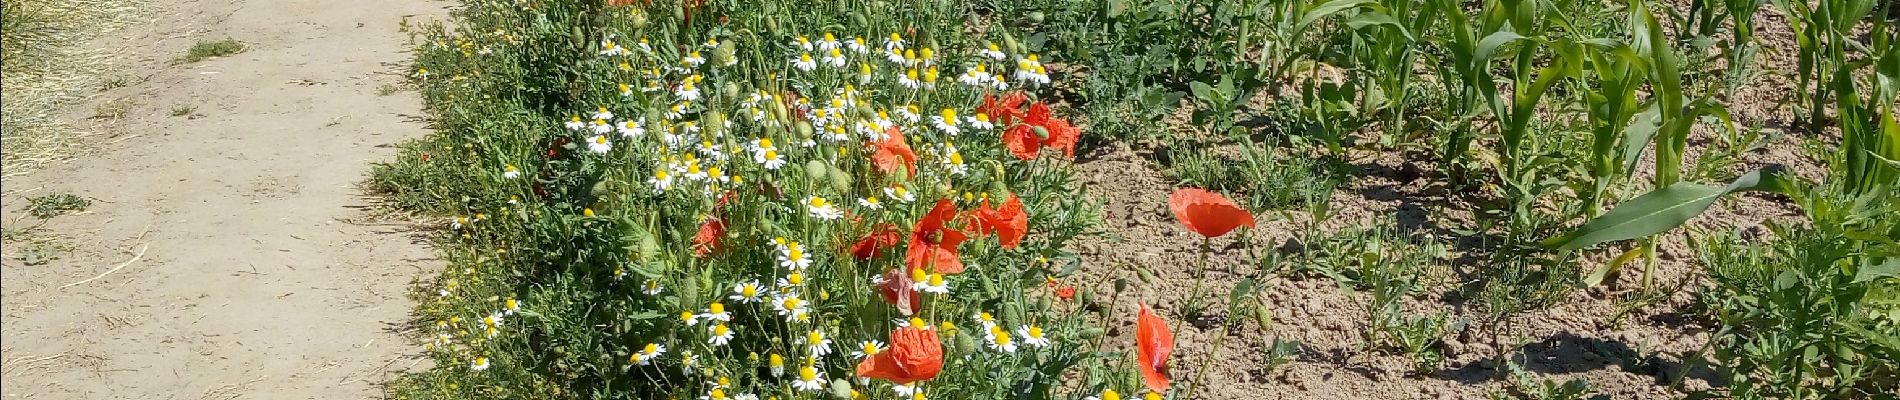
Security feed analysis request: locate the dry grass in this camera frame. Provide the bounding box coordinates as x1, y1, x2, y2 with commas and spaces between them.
1, 0, 140, 177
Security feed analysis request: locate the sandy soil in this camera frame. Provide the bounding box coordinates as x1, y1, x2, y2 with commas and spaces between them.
0, 0, 448, 398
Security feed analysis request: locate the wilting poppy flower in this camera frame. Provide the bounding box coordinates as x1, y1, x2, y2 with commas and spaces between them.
1002, 102, 1081, 160
1167, 188, 1255, 238
979, 92, 1029, 125
972, 194, 1029, 249
692, 217, 727, 258
906, 200, 968, 274
870, 127, 918, 178
875, 268, 922, 315
1136, 304, 1174, 393
856, 325, 943, 384
851, 223, 903, 261
1054, 286, 1076, 300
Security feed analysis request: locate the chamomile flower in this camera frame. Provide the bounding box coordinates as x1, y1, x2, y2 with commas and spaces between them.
884, 184, 916, 203
823, 48, 847, 68
591, 107, 615, 121
980, 42, 1007, 60
708, 323, 734, 346
773, 294, 808, 319
943, 147, 968, 175
968, 113, 996, 130
681, 351, 699, 372
676, 80, 701, 101
586, 135, 612, 154
791, 53, 817, 72
883, 32, 905, 51
857, 195, 883, 210
1019, 325, 1051, 347
642, 279, 665, 295
728, 281, 764, 304
649, 168, 675, 193
851, 340, 886, 360
884, 48, 907, 64
483, 312, 505, 329
890, 104, 918, 123
987, 325, 1018, 353
806, 196, 844, 220
792, 35, 814, 51
618, 82, 633, 97
701, 302, 732, 322
470, 357, 491, 371
618, 118, 645, 138
778, 241, 813, 270
818, 32, 841, 51
893, 384, 919, 397
922, 66, 940, 88
680, 310, 702, 326
565, 116, 586, 130
683, 51, 706, 67
898, 69, 921, 89
632, 342, 667, 365
702, 388, 729, 400
960, 64, 993, 87
792, 364, 826, 392
973, 311, 998, 329
803, 329, 834, 357
1084, 389, 1123, 400
505, 297, 521, 315
503, 164, 521, 179
768, 353, 786, 377
847, 36, 870, 54
916, 272, 949, 294
757, 149, 787, 170
932, 108, 961, 135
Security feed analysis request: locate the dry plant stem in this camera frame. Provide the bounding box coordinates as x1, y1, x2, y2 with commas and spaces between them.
1178, 237, 1212, 333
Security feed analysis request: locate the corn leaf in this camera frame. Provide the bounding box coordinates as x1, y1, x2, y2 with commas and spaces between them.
1545, 168, 1794, 250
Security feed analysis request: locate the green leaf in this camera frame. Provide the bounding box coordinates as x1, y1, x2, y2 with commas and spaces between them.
1853, 256, 1900, 283
1229, 278, 1257, 303
1583, 246, 1646, 287
1189, 81, 1221, 105
1545, 168, 1792, 250
1620, 103, 1663, 172
1344, 11, 1414, 41
1296, 0, 1374, 37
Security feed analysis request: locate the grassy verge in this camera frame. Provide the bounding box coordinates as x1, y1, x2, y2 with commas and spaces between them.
1, 0, 138, 176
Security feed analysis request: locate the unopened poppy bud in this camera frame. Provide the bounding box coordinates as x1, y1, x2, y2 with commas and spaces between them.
1114, 278, 1128, 293
722, 82, 741, 100
828, 380, 853, 399
1032, 125, 1050, 140
828, 168, 852, 193
804, 160, 828, 182
988, 179, 1009, 198
704, 111, 726, 133
795, 120, 814, 139
1077, 327, 1105, 339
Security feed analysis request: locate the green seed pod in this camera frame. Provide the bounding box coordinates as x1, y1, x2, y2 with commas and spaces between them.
828, 167, 852, 193
1028, 11, 1045, 23
1036, 295, 1051, 312
795, 120, 814, 139
680, 275, 700, 309
714, 40, 737, 65
804, 160, 828, 182
1252, 305, 1274, 329
1077, 327, 1106, 339
705, 111, 727, 134
988, 176, 1010, 198
828, 380, 853, 399
645, 107, 664, 127
855, 100, 876, 120
721, 82, 741, 100
1032, 125, 1051, 140
955, 330, 978, 354
1114, 277, 1128, 294
638, 230, 660, 261
770, 96, 789, 120
1002, 32, 1024, 56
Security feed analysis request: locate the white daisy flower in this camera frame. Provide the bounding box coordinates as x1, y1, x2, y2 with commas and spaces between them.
1019, 325, 1051, 348
851, 340, 886, 360
973, 311, 998, 329
632, 343, 667, 365
618, 82, 633, 97
729, 280, 764, 304
915, 272, 949, 294
791, 53, 817, 72
960, 65, 993, 87
757, 149, 787, 170
504, 298, 521, 315
884, 184, 916, 203
822, 48, 847, 68
683, 51, 706, 67
896, 104, 921, 123
591, 107, 615, 121
649, 168, 674, 193
591, 119, 613, 135
708, 323, 734, 346
847, 36, 870, 54
898, 69, 921, 89
802, 329, 833, 357
818, 33, 841, 51
792, 35, 814, 51
680, 351, 699, 372
987, 325, 1019, 353
701, 302, 732, 322
503, 164, 521, 179
883, 32, 905, 52
893, 384, 919, 397
980, 42, 1007, 60
773, 294, 808, 319
967, 113, 995, 130
805, 196, 843, 220
1084, 389, 1123, 400
642, 279, 665, 295
564, 116, 586, 130
470, 357, 491, 371
791, 364, 826, 392
618, 118, 645, 138
586, 135, 612, 154
857, 196, 882, 210
768, 354, 786, 377
884, 48, 906, 64
778, 241, 813, 270
932, 109, 961, 135
676, 81, 701, 101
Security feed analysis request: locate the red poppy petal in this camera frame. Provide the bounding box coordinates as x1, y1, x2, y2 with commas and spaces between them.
1003, 125, 1041, 160
1168, 188, 1254, 237
856, 352, 911, 383
1136, 305, 1174, 392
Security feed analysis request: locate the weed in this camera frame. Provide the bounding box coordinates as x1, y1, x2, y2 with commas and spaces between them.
92, 98, 132, 120
26, 193, 89, 218
376, 83, 401, 96
177, 39, 244, 63
169, 104, 195, 117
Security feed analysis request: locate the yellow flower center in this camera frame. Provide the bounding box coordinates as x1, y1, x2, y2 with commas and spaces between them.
681, 311, 696, 322
800, 53, 813, 62
713, 324, 729, 336
799, 366, 817, 381
1027, 326, 1044, 339
910, 267, 927, 283
764, 150, 780, 160
742, 284, 758, 297
862, 342, 879, 355
643, 343, 659, 354
909, 317, 927, 328
1102, 390, 1121, 400
709, 302, 725, 314
928, 273, 945, 286
711, 389, 727, 400
770, 354, 785, 367
940, 108, 957, 121
783, 297, 802, 309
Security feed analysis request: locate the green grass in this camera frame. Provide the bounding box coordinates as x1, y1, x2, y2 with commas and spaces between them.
169, 104, 195, 116
177, 39, 244, 63
25, 193, 89, 218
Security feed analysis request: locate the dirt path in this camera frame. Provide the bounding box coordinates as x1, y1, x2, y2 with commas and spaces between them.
1, 0, 447, 398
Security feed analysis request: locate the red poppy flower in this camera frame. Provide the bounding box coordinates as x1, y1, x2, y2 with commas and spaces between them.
856, 325, 943, 384
1167, 188, 1255, 238
906, 200, 968, 274
871, 127, 918, 178
851, 223, 903, 261
1002, 124, 1043, 161
692, 217, 727, 258
972, 194, 1029, 249
1054, 286, 1076, 300
1002, 102, 1081, 160
979, 92, 1029, 126
1136, 304, 1174, 393
874, 268, 922, 316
